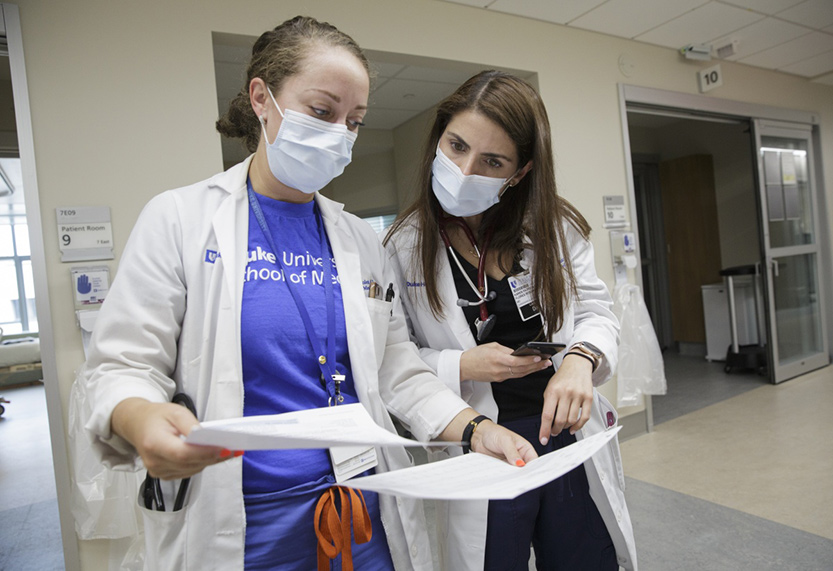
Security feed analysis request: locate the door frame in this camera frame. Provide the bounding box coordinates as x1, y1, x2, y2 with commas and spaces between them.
617, 84, 831, 429
2, 4, 81, 570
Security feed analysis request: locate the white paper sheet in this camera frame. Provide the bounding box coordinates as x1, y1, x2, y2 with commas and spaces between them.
185, 403, 445, 450
344, 426, 621, 500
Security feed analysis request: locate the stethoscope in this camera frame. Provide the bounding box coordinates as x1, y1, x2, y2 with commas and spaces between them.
438, 215, 497, 342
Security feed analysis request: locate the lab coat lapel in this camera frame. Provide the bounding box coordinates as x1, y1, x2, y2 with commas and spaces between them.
314, 195, 372, 399
211, 162, 250, 318
436, 241, 478, 351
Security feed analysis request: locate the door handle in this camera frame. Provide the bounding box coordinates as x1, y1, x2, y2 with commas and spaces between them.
772, 259, 779, 278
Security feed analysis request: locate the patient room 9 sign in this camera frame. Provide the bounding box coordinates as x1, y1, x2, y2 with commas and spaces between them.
56, 206, 114, 262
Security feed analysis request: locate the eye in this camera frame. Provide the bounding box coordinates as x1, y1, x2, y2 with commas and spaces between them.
310, 107, 330, 118
348, 117, 366, 130
486, 158, 503, 169
449, 140, 466, 153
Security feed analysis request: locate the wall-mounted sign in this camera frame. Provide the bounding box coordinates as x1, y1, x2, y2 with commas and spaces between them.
603, 195, 627, 228
56, 206, 114, 262
698, 64, 723, 93
71, 265, 110, 309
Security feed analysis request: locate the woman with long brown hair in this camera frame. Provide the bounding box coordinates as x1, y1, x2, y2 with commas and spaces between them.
384, 70, 637, 570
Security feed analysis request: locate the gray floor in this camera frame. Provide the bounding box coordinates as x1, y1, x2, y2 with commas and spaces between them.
2, 361, 830, 571
0, 383, 64, 571
650, 350, 768, 425
625, 477, 833, 571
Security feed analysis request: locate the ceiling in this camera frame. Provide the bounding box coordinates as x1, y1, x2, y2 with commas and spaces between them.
213, 34, 532, 162
442, 0, 833, 83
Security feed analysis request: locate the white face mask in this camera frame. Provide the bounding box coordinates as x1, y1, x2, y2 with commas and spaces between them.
259, 86, 358, 193
431, 146, 515, 217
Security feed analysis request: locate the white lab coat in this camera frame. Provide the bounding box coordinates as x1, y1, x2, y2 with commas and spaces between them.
81, 157, 471, 570
384, 215, 638, 571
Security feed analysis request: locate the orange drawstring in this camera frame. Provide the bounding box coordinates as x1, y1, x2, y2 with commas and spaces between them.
314, 486, 372, 571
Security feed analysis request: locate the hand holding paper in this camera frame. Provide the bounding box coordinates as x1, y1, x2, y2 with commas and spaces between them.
343, 426, 621, 500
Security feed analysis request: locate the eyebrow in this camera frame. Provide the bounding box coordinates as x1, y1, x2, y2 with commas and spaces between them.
307, 88, 368, 111
446, 130, 515, 163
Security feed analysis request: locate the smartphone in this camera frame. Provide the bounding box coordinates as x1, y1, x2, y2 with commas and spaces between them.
511, 342, 566, 358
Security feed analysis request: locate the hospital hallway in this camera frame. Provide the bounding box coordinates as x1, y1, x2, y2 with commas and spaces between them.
2, 359, 833, 570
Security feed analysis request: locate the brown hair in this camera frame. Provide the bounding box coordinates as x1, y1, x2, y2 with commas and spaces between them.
216, 15, 369, 153
384, 70, 591, 338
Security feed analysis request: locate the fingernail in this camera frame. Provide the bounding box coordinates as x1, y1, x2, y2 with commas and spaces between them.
540, 437, 548, 445
219, 449, 232, 458
233, 450, 245, 457
515, 459, 526, 467
533, 356, 541, 362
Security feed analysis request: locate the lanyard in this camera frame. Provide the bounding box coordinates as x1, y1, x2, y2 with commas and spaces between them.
247, 180, 344, 406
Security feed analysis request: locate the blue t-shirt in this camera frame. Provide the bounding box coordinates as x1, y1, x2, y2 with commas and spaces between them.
241, 193, 356, 495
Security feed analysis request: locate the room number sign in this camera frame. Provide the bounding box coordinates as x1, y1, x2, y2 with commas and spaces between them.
56, 206, 114, 262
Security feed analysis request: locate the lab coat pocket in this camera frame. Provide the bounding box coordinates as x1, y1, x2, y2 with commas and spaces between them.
365, 298, 392, 368
597, 393, 626, 491
137, 477, 195, 569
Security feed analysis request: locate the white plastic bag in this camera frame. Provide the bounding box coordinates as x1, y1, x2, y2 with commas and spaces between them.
67, 366, 143, 541
613, 284, 667, 407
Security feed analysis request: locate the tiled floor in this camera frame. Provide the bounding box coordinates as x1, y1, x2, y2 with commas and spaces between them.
2, 356, 832, 570
0, 383, 64, 571
622, 355, 833, 570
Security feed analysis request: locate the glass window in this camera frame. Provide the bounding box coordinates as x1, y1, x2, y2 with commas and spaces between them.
0, 258, 21, 326
0, 223, 13, 256
0, 159, 37, 333
14, 219, 30, 256
362, 214, 397, 235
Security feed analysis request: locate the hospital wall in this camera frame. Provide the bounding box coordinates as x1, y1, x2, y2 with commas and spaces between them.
10, 0, 833, 566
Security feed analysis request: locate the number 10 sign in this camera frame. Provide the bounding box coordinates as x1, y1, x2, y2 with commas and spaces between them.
56, 206, 114, 262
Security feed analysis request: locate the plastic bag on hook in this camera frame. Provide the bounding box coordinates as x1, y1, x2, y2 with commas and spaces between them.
613, 284, 667, 407
68, 365, 142, 541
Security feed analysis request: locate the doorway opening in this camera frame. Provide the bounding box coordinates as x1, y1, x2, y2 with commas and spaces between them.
627, 109, 770, 425
0, 13, 66, 570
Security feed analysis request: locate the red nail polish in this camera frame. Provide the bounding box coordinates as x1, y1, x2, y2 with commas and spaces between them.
219, 449, 231, 458
233, 450, 245, 457
515, 459, 526, 467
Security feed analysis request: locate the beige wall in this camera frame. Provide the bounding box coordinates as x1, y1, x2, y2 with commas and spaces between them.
392, 106, 434, 211
323, 149, 398, 215
9, 0, 833, 566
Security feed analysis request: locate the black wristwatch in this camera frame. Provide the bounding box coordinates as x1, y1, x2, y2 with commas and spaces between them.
462, 415, 489, 454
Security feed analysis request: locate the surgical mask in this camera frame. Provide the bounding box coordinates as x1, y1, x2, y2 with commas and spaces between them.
431, 146, 515, 217
259, 87, 357, 193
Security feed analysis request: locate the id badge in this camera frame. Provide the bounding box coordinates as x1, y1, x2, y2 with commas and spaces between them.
329, 445, 378, 483
507, 271, 541, 321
